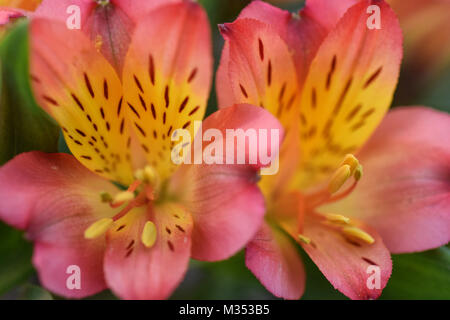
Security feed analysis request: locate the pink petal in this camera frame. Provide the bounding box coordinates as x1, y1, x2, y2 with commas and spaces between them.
303, 0, 360, 31
83, 2, 134, 73
33, 241, 106, 298
289, 215, 392, 300
293, 0, 403, 188
218, 18, 300, 128
0, 152, 120, 297
112, 0, 181, 21
246, 222, 305, 300
322, 107, 450, 253
104, 205, 193, 300
170, 104, 284, 261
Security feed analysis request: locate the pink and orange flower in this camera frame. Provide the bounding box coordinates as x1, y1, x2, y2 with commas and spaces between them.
0, 0, 283, 299
217, 0, 450, 299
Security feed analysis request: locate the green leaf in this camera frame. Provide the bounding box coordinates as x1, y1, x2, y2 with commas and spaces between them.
380, 246, 450, 299
0, 20, 60, 165
19, 284, 53, 300
0, 222, 33, 296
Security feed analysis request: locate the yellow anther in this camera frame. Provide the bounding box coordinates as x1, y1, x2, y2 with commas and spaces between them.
298, 234, 311, 244
143, 166, 157, 185
141, 221, 157, 248
342, 226, 375, 244
134, 169, 145, 181
340, 154, 359, 174
325, 213, 350, 224
328, 164, 351, 194
354, 164, 363, 181
100, 191, 112, 203
135, 166, 158, 185
84, 218, 113, 239
112, 191, 135, 205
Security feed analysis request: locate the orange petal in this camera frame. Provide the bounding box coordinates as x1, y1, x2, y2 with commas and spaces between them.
219, 19, 300, 129
285, 214, 392, 300
30, 18, 134, 185
294, 0, 402, 188
122, 1, 212, 180
0, 0, 41, 11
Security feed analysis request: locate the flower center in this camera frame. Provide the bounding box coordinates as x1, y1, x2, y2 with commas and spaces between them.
84, 165, 161, 248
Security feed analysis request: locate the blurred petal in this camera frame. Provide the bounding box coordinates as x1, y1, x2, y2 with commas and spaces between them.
322, 107, 450, 253
246, 222, 305, 300
122, 1, 212, 180
219, 18, 300, 128
216, 41, 234, 109
113, 0, 181, 21
84, 2, 134, 73
104, 204, 193, 300
289, 215, 392, 300
170, 104, 284, 261
30, 18, 135, 185
294, 0, 402, 189
0, 152, 120, 297
303, 0, 360, 31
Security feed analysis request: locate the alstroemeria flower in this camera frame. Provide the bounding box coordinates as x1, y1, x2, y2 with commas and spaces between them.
217, 0, 450, 299
0, 0, 283, 299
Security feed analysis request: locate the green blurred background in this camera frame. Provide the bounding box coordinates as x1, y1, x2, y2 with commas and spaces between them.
0, 0, 449, 300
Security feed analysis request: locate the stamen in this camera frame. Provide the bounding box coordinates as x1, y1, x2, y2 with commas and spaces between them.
112, 191, 135, 205
342, 226, 374, 244
134, 169, 145, 181
100, 191, 112, 203
354, 164, 363, 181
143, 166, 157, 185
339, 154, 359, 175
84, 218, 113, 239
141, 221, 157, 248
134, 165, 158, 185
328, 164, 351, 194
298, 234, 311, 244
325, 213, 350, 224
